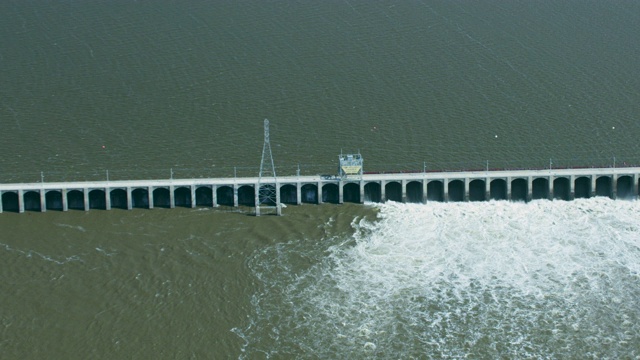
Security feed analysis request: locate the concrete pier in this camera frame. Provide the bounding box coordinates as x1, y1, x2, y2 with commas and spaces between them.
1, 167, 639, 213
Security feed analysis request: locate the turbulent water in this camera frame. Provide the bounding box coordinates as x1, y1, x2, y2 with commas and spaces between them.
238, 198, 640, 358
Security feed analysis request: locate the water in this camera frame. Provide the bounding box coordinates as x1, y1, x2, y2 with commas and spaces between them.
0, 204, 370, 358
2, 1, 640, 180
4, 200, 638, 358
2, 1, 640, 358
238, 199, 640, 358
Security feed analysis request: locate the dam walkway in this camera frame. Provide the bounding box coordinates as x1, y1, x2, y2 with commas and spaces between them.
1, 166, 639, 213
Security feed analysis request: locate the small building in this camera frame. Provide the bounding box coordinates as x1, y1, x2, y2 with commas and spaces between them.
338, 152, 363, 179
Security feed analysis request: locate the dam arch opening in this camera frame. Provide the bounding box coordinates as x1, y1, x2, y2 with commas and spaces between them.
343, 183, 360, 203
595, 177, 612, 198
322, 184, 339, 204
617, 176, 634, 199
67, 190, 84, 210
574, 177, 591, 199
195, 187, 213, 207
216, 186, 234, 207
385, 182, 402, 202
469, 180, 486, 202
23, 191, 40, 212
406, 181, 423, 203
153, 188, 171, 208
90, 190, 106, 209
532, 178, 549, 200
280, 184, 298, 205
553, 178, 570, 201
490, 179, 507, 200
110, 189, 127, 209
2, 192, 19, 212
301, 184, 318, 204
237, 185, 255, 207
364, 182, 381, 203
511, 178, 527, 202
448, 180, 464, 202
174, 187, 192, 208
132, 188, 149, 209
45, 190, 63, 211
427, 181, 444, 202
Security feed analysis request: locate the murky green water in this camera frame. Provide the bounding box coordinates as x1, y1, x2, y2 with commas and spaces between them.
1, 1, 640, 358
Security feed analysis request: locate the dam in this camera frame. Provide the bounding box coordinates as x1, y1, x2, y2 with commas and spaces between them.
0, 165, 638, 214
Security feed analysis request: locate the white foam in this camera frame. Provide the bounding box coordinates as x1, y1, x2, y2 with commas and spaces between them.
238, 198, 640, 358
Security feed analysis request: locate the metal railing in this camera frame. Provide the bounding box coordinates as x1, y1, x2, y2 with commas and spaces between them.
1, 155, 637, 184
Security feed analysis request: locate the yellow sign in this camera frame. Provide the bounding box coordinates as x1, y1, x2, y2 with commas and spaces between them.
341, 166, 362, 175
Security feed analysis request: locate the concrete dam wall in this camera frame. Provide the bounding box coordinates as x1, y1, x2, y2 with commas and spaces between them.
1, 167, 638, 213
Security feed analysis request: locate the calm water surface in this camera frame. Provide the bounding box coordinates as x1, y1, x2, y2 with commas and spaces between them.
1, 1, 640, 358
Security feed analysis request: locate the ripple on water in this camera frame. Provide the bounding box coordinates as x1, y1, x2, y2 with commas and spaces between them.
237, 198, 640, 358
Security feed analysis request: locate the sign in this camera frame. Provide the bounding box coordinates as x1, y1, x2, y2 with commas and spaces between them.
341, 166, 362, 175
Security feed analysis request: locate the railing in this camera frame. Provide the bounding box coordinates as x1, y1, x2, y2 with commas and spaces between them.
1, 155, 637, 184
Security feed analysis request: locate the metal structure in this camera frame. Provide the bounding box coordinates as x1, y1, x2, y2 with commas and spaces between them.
338, 152, 364, 179
255, 119, 281, 216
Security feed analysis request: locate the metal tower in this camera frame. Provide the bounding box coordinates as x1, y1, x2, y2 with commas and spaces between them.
255, 119, 281, 216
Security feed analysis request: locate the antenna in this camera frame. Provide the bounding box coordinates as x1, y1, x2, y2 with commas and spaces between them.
255, 119, 281, 216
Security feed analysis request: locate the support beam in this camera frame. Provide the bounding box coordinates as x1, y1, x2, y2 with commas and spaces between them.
317, 182, 323, 204
423, 180, 428, 203
190, 185, 196, 208
254, 183, 260, 214
18, 190, 24, 213
569, 175, 575, 200
402, 179, 408, 203
296, 182, 302, 205
463, 178, 469, 202
83, 188, 90, 211
105, 188, 111, 210
381, 180, 387, 202
485, 178, 490, 201
126, 187, 133, 210
170, 185, 176, 209
359, 181, 365, 204
444, 179, 449, 202
276, 182, 282, 215
148, 186, 154, 209
233, 185, 238, 207
338, 180, 344, 204
40, 189, 46, 212
254, 184, 260, 216
212, 185, 218, 207
0, 191, 3, 213
62, 189, 68, 211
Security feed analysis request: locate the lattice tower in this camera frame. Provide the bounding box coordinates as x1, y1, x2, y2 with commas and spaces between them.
255, 119, 281, 216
